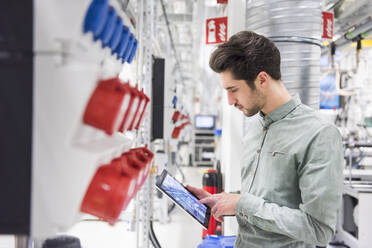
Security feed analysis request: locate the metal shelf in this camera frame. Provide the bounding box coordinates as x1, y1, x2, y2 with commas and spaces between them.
195, 144, 215, 148
195, 137, 215, 141
194, 161, 214, 166
193, 129, 215, 167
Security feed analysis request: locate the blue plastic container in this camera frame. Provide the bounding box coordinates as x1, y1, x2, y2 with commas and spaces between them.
83, 0, 109, 37
121, 33, 134, 63
114, 26, 130, 59
197, 235, 236, 248
96, 7, 117, 47
127, 39, 138, 63
109, 17, 123, 53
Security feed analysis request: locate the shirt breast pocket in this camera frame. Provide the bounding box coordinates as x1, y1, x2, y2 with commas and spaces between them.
260, 150, 297, 191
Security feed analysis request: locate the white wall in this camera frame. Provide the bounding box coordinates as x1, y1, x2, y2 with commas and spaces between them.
220, 0, 246, 236
32, 0, 136, 239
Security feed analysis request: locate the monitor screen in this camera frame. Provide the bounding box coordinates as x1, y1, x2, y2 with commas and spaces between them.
195, 115, 215, 129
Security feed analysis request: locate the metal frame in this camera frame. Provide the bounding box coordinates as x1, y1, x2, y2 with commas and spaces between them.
135, 0, 155, 247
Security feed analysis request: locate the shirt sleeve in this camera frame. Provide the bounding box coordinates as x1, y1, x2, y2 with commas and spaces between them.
235, 125, 344, 246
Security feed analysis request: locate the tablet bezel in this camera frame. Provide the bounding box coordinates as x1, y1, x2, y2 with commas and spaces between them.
155, 169, 211, 229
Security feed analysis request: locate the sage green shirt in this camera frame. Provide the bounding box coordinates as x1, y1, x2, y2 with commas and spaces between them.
235, 96, 344, 248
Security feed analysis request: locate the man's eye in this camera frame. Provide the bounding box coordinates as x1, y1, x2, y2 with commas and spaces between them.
231, 89, 237, 93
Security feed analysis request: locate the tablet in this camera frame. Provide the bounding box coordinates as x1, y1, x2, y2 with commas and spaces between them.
155, 169, 211, 229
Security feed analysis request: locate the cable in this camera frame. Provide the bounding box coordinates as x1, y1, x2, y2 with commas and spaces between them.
159, 0, 185, 85
168, 202, 176, 214
174, 162, 186, 183
149, 220, 162, 248
328, 241, 351, 248
167, 161, 184, 215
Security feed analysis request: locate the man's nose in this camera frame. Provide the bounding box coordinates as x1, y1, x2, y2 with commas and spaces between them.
227, 91, 236, 106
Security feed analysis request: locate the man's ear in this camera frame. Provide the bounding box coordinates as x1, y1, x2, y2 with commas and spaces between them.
255, 71, 269, 89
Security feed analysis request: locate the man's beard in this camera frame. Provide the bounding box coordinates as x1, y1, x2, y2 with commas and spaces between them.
242, 88, 265, 117
242, 105, 261, 117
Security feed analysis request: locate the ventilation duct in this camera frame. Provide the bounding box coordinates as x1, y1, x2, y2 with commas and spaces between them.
246, 0, 322, 109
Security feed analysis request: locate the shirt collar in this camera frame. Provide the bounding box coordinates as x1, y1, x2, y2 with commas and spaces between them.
260, 95, 301, 127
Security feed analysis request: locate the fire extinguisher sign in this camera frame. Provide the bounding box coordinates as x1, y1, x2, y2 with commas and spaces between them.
322, 11, 334, 39
206, 17, 228, 45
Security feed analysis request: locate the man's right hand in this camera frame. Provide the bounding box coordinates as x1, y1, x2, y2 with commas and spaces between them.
186, 185, 211, 203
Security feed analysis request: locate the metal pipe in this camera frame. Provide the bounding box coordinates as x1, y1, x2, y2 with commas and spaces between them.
159, 0, 185, 85
349, 148, 352, 185
335, 18, 372, 48
337, 0, 371, 20
269, 36, 323, 47
246, 0, 322, 109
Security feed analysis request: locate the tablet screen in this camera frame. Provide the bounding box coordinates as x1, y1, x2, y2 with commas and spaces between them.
159, 172, 208, 224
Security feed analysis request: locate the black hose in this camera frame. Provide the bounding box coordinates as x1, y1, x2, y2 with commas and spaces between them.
149, 220, 162, 248
174, 162, 185, 184
167, 162, 185, 215
328, 242, 351, 248
168, 202, 176, 214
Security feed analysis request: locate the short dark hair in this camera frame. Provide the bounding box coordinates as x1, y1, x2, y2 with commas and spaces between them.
209, 31, 281, 89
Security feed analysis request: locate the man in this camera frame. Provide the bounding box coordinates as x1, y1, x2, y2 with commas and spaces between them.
187, 31, 343, 247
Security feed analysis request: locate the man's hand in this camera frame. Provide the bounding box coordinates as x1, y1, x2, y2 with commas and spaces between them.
187, 185, 241, 222
201, 193, 242, 222
186, 185, 211, 200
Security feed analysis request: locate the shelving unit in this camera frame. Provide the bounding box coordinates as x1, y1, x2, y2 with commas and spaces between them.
193, 129, 215, 167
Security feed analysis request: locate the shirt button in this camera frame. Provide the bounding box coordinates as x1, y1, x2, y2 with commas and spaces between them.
256, 149, 261, 153
263, 127, 268, 131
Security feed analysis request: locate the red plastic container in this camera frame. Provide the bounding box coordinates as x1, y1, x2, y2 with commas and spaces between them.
119, 84, 140, 132
134, 90, 150, 130
83, 77, 130, 135
130, 146, 154, 186
171, 125, 182, 139
120, 151, 144, 193
128, 87, 145, 131
80, 163, 136, 225
172, 110, 181, 123
125, 150, 147, 188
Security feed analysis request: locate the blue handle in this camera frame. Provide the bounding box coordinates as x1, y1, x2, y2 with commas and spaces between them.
83, 0, 109, 37
109, 17, 123, 53
172, 96, 178, 106
127, 39, 138, 63
121, 33, 134, 63
97, 7, 117, 47
114, 26, 130, 59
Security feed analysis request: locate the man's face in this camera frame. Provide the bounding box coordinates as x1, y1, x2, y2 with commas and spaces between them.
219, 71, 265, 117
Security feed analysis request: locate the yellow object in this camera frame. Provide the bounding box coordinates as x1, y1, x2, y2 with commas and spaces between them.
351, 40, 372, 47
150, 164, 157, 175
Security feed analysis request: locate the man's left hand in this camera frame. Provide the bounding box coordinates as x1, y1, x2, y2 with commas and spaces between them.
199, 193, 241, 222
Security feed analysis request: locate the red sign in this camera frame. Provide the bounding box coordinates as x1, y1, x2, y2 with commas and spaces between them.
206, 17, 228, 45
217, 0, 228, 3
322, 11, 334, 39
